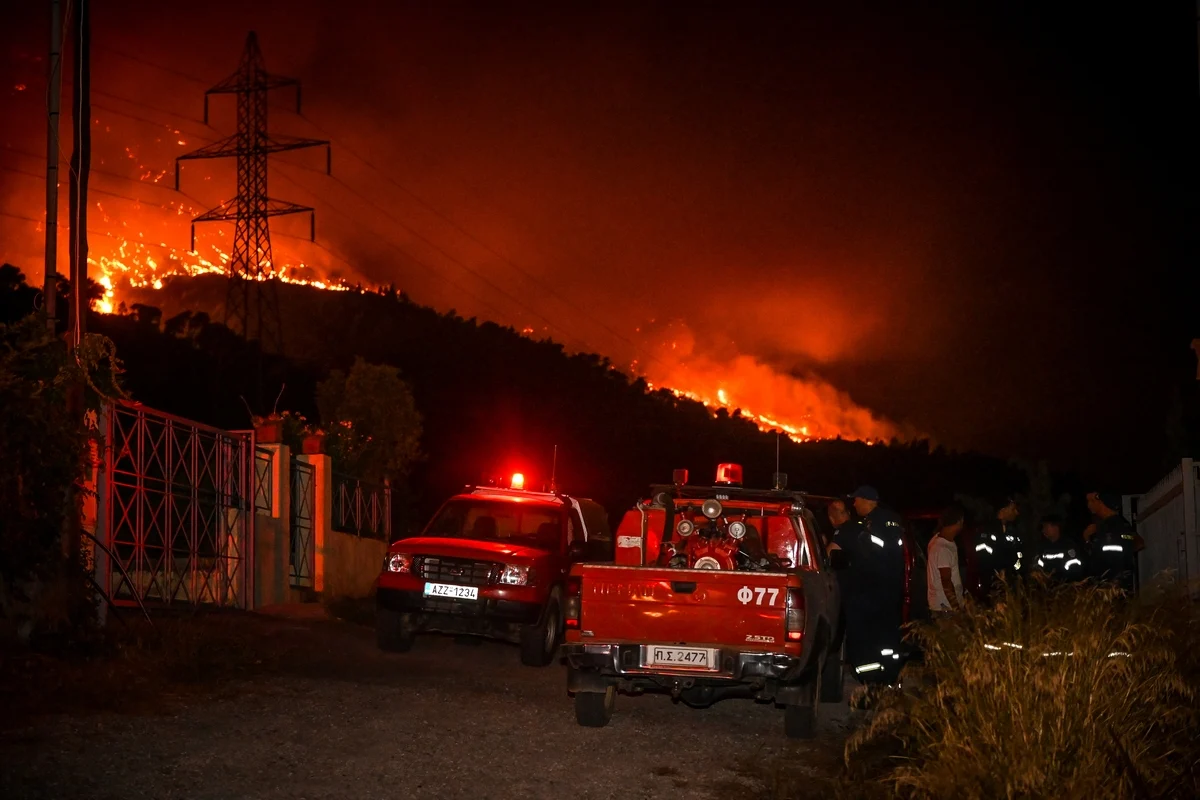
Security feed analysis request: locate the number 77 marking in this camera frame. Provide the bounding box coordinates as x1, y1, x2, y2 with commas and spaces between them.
766, 588, 779, 606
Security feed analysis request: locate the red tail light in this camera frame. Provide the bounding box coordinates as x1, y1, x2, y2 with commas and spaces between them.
564, 575, 582, 629
785, 587, 804, 642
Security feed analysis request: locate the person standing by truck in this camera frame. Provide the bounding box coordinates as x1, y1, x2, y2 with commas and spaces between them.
1032, 515, 1086, 584
1083, 492, 1139, 592
972, 496, 1022, 596
927, 506, 965, 617
844, 486, 907, 685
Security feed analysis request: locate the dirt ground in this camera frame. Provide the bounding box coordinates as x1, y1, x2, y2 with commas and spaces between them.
0, 607, 856, 800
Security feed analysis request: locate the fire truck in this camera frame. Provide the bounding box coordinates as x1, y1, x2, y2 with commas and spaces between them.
376, 476, 613, 666
561, 465, 846, 738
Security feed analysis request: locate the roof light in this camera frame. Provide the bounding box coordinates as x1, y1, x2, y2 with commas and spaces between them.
715, 463, 743, 486
510, 473, 525, 490
672, 468, 689, 486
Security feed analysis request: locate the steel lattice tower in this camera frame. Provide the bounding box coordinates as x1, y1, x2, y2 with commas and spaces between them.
175, 31, 330, 355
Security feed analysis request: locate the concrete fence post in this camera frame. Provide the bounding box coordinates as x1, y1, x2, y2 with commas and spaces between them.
304, 453, 334, 595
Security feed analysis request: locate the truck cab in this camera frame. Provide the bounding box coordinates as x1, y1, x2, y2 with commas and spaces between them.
376, 480, 613, 666
562, 465, 845, 738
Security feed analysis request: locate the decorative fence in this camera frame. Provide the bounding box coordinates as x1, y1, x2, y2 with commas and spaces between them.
99, 401, 254, 609
333, 472, 391, 540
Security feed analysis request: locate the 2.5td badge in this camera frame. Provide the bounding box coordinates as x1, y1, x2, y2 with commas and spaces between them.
745, 634, 776, 644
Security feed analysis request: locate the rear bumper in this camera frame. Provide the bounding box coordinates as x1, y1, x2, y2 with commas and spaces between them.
563, 642, 806, 686
377, 587, 544, 640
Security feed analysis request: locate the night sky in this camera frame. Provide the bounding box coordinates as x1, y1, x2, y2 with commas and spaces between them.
2, 1, 1198, 489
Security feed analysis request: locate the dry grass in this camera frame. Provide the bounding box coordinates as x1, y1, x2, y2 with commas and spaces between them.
844, 577, 1200, 799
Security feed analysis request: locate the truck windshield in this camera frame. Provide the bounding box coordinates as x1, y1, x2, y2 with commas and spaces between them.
425, 499, 562, 549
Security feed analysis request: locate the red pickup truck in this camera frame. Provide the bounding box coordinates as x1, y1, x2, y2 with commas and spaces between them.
562, 465, 846, 738
376, 481, 613, 666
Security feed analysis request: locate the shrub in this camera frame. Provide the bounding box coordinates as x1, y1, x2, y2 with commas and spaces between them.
846, 576, 1200, 799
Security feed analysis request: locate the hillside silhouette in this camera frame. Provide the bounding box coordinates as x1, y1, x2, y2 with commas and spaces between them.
5, 265, 1040, 530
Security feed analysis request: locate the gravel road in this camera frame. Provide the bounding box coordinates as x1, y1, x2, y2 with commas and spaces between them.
1, 616, 852, 800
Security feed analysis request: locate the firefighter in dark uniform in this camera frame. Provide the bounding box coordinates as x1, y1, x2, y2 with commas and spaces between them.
1083, 492, 1139, 592
972, 496, 1022, 596
1032, 514, 1086, 584
839, 486, 907, 685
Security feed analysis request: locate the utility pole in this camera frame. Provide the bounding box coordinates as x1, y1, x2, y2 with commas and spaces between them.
67, 0, 90, 354
43, 0, 63, 331
61, 0, 89, 571
175, 31, 330, 407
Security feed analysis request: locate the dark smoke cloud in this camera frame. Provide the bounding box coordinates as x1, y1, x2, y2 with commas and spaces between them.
2, 1, 1195, 487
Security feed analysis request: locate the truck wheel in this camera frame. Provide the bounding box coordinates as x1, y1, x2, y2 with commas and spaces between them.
574, 686, 615, 728
819, 641, 845, 703
520, 600, 560, 667
376, 609, 415, 653
784, 659, 821, 739
784, 702, 817, 739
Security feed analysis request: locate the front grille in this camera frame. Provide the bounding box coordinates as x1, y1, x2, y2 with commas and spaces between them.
418, 556, 497, 587
421, 597, 485, 617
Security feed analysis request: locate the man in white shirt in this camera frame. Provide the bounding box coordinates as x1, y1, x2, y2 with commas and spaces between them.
927, 506, 965, 615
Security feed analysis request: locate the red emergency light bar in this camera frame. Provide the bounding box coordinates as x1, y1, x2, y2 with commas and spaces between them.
715, 463, 743, 486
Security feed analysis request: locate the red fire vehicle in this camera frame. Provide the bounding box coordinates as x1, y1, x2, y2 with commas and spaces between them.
562, 465, 846, 738
376, 478, 613, 666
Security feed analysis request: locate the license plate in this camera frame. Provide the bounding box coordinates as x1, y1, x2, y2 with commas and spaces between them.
641, 646, 717, 669
423, 582, 479, 600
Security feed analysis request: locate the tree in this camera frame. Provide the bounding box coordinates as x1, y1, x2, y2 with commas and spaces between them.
316, 357, 423, 483
0, 311, 123, 640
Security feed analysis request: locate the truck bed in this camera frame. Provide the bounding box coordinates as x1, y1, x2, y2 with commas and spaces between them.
572, 563, 799, 653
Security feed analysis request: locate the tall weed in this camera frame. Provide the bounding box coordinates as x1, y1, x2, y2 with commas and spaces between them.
845, 577, 1200, 799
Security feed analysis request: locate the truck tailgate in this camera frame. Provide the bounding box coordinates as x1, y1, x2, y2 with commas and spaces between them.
575, 564, 793, 649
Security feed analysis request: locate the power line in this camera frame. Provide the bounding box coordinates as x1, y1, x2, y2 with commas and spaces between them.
2, 162, 353, 267
271, 169, 520, 325
81, 46, 617, 354
293, 115, 646, 359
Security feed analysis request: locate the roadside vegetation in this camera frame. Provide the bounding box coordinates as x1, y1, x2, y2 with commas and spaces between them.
840, 577, 1200, 799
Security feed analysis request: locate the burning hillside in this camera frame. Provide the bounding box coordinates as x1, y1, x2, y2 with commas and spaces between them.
1, 67, 908, 448
69, 220, 904, 445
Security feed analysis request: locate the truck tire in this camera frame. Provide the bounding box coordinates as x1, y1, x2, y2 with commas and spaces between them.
784, 658, 821, 739
574, 686, 615, 728
376, 609, 415, 653
820, 641, 845, 703
520, 599, 560, 667
783, 702, 816, 739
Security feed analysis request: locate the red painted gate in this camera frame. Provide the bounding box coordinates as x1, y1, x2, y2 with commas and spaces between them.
95, 401, 255, 608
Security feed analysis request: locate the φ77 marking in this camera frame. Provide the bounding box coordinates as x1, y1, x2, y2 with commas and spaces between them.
736, 585, 779, 606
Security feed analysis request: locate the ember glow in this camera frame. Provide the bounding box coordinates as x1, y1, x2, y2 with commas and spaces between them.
87, 200, 354, 315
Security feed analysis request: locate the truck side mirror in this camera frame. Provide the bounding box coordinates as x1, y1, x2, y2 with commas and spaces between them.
829, 548, 850, 571
567, 540, 587, 562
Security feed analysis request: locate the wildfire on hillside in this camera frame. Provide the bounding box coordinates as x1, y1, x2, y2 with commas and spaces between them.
80, 221, 904, 446
3, 96, 905, 448
87, 202, 353, 315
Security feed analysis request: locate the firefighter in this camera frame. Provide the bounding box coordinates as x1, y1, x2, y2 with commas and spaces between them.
972, 496, 1022, 595
826, 499, 859, 550
842, 486, 907, 685
1032, 514, 1086, 584
1083, 492, 1139, 592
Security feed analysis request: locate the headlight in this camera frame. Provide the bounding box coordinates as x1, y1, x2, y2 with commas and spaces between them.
386, 553, 412, 573
499, 564, 532, 586
676, 518, 695, 537
728, 520, 747, 540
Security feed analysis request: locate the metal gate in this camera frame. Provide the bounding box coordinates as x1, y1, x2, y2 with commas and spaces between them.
289, 460, 315, 587
98, 401, 254, 608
